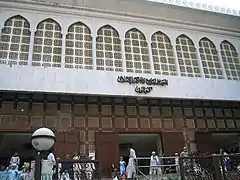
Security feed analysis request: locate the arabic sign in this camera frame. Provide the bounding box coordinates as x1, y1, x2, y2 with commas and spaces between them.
117, 76, 168, 94
117, 76, 168, 85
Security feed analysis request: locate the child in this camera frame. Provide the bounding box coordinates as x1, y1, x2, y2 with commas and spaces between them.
120, 174, 127, 180
61, 169, 70, 180
111, 166, 119, 180
10, 152, 20, 170
0, 165, 7, 180
7, 163, 19, 180
119, 157, 126, 176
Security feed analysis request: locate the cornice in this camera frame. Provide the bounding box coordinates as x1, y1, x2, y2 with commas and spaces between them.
1, 0, 240, 38
147, 0, 240, 17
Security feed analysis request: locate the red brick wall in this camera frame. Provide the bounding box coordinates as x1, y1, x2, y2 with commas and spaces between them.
0, 98, 239, 157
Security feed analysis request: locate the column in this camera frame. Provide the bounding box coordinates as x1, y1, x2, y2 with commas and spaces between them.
92, 20, 97, 70
157, 134, 163, 155
28, 21, 36, 66
146, 36, 154, 74
237, 45, 240, 58
0, 12, 5, 33
0, 23, 3, 33
120, 33, 126, 72
61, 28, 67, 69
195, 43, 205, 77
172, 42, 181, 76
216, 45, 227, 79
237, 136, 240, 151
188, 131, 197, 153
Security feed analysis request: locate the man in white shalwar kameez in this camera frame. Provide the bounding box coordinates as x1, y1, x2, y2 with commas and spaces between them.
85, 163, 93, 180
126, 148, 136, 179
149, 151, 161, 175
73, 153, 81, 180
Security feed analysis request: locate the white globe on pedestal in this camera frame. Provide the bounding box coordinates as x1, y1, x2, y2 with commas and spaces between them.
31, 127, 56, 151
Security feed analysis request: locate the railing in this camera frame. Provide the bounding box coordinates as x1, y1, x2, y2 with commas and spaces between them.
179, 154, 240, 180
55, 160, 100, 180
136, 167, 151, 180
136, 157, 181, 180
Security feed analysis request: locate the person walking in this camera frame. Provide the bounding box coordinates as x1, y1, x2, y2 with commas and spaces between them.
126, 147, 136, 179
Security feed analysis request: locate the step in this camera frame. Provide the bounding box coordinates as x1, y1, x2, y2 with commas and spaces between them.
137, 173, 181, 180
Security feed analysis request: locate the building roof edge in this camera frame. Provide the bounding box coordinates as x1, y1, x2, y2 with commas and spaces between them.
147, 0, 240, 17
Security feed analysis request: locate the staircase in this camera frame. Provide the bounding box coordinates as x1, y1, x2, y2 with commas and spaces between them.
137, 174, 180, 180
136, 168, 181, 180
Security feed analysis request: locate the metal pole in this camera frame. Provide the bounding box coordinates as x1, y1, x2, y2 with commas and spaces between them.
183, 125, 191, 152
56, 159, 59, 180
179, 157, 185, 180
35, 151, 41, 180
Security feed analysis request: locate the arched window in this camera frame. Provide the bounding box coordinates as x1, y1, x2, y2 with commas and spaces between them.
0, 15, 31, 65
199, 37, 224, 79
65, 22, 92, 69
176, 35, 201, 77
124, 28, 150, 74
151, 31, 177, 76
32, 19, 62, 68
220, 41, 240, 80
96, 25, 122, 71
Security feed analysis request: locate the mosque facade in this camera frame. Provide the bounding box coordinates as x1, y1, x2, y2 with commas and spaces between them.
0, 0, 240, 174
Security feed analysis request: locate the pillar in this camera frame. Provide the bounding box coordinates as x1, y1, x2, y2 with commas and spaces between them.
28, 20, 36, 66
172, 42, 181, 76
119, 33, 126, 72
188, 130, 197, 153
146, 36, 155, 74
195, 43, 205, 77
92, 20, 97, 70
216, 45, 227, 79
61, 28, 67, 69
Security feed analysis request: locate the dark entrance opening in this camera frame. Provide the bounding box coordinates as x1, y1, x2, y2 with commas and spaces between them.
118, 133, 160, 175
212, 133, 240, 153
0, 132, 35, 167
196, 132, 240, 154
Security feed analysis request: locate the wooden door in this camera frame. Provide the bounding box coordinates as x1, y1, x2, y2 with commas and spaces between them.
54, 131, 79, 158
195, 132, 216, 154
162, 132, 184, 156
95, 132, 119, 177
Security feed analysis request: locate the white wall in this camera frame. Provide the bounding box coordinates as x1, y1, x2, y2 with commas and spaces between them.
0, 1, 239, 101
1, 66, 239, 101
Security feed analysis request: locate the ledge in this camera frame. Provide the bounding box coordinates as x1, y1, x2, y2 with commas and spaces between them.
147, 0, 240, 17
0, 66, 239, 101
0, 0, 240, 36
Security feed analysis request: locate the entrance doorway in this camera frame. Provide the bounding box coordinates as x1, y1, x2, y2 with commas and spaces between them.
0, 132, 34, 166
118, 133, 160, 157
118, 133, 161, 175
196, 132, 240, 154
212, 133, 239, 153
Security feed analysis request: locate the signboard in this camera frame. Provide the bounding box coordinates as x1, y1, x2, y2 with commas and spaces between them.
117, 76, 168, 94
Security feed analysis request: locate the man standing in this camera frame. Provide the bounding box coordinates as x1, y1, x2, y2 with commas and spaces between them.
149, 151, 161, 175
73, 152, 81, 180
47, 150, 56, 178
126, 147, 137, 179
174, 153, 180, 173
62, 154, 73, 179
180, 147, 189, 171
180, 147, 188, 158
47, 150, 56, 165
